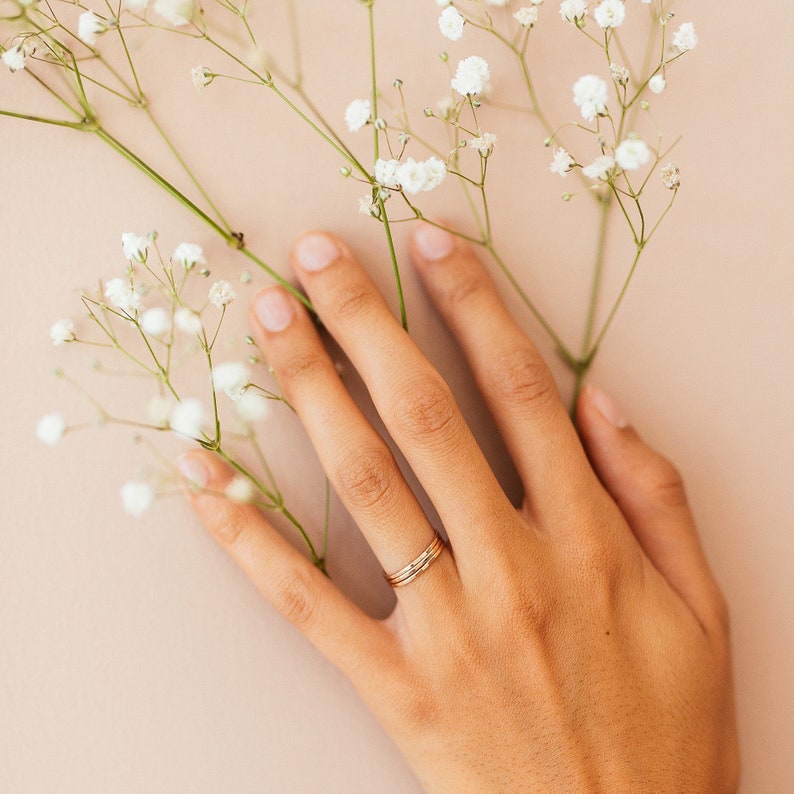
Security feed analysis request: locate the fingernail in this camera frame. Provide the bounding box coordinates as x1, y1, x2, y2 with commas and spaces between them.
588, 385, 628, 429
294, 233, 340, 272
255, 288, 294, 332
414, 225, 454, 261
177, 454, 210, 489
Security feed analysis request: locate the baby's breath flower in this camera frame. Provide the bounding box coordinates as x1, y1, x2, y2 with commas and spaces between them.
105, 278, 144, 314
121, 232, 150, 263
672, 22, 698, 52
559, 0, 588, 23
225, 476, 254, 503
174, 307, 202, 334
122, 0, 149, 10
212, 361, 250, 400
660, 162, 681, 189
550, 147, 575, 176
451, 56, 490, 97
78, 11, 111, 46
593, 0, 625, 29
572, 74, 609, 122
609, 62, 629, 86
374, 158, 400, 189
2, 45, 26, 73
235, 391, 271, 423
36, 413, 66, 445
148, 395, 175, 427
648, 74, 666, 94
208, 280, 235, 309
172, 242, 205, 270
435, 0, 452, 6
140, 307, 172, 337
469, 132, 497, 156
120, 481, 154, 517
486, 0, 509, 5
582, 154, 615, 180
191, 65, 214, 89
358, 195, 378, 216
344, 99, 371, 133
153, 0, 195, 26
615, 136, 651, 170
395, 157, 447, 195
50, 318, 75, 345
439, 6, 465, 41
514, 7, 539, 27
169, 398, 206, 438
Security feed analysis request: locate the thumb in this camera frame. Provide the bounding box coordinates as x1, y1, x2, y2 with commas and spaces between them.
576, 385, 728, 635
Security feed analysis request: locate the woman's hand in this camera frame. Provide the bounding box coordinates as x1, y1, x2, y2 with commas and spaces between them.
177, 226, 738, 792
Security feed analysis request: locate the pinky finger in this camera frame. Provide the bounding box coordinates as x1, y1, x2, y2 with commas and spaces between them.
177, 450, 394, 681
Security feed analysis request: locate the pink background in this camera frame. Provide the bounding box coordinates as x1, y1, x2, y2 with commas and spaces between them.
2, 2, 792, 791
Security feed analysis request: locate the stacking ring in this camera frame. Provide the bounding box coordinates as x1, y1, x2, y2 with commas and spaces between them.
383, 529, 446, 588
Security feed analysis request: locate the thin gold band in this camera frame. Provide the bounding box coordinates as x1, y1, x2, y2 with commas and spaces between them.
384, 529, 446, 588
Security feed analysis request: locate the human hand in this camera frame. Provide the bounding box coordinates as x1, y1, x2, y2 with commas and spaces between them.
177, 226, 739, 792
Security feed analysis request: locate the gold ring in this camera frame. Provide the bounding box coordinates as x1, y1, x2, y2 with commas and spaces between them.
384, 529, 446, 588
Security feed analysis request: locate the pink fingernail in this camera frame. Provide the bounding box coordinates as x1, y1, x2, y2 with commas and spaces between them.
414, 225, 454, 261
589, 385, 628, 429
294, 233, 340, 272
177, 455, 210, 489
255, 288, 294, 332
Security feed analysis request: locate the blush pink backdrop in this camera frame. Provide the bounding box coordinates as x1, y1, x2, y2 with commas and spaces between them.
1, 2, 792, 791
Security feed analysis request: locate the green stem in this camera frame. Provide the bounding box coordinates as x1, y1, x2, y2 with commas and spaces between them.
588, 243, 644, 357
366, 0, 407, 331
570, 194, 612, 415
487, 245, 575, 364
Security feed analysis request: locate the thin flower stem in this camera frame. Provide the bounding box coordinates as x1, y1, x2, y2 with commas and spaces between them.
570, 193, 612, 414
321, 476, 330, 565
366, 0, 407, 330
281, 504, 326, 573
486, 245, 575, 364
379, 202, 408, 331
144, 109, 235, 234
0, 108, 85, 128
587, 243, 643, 357
204, 35, 369, 178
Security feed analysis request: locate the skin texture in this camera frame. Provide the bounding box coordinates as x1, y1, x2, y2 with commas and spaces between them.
178, 225, 739, 793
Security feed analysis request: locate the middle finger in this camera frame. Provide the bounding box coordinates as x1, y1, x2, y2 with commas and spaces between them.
289, 231, 520, 561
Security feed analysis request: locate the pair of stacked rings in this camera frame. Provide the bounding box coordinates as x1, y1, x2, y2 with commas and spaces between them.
384, 530, 446, 588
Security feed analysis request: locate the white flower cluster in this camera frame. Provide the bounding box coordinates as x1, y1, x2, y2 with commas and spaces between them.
373, 156, 447, 196
345, 99, 371, 132
451, 56, 490, 96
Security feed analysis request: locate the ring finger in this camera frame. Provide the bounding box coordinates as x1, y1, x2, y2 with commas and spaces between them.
250, 285, 458, 602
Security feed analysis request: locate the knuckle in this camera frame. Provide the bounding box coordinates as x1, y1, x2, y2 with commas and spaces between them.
205, 496, 248, 546
642, 454, 689, 509
335, 444, 398, 512
390, 377, 459, 445
439, 269, 489, 309
487, 348, 557, 410
270, 568, 319, 631
277, 349, 326, 385
329, 284, 376, 323
392, 681, 442, 734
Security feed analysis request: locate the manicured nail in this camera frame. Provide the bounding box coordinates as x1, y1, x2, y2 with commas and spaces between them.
294, 233, 340, 272
414, 224, 454, 261
177, 454, 210, 489
255, 288, 294, 332
588, 385, 628, 429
